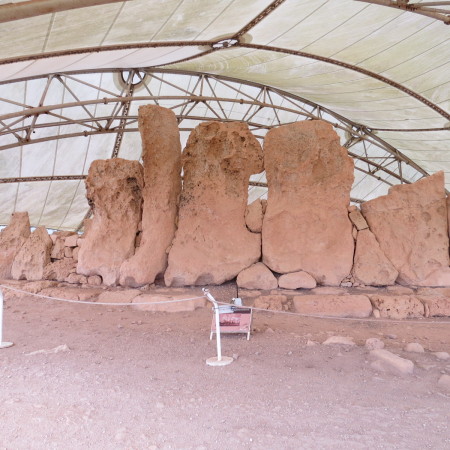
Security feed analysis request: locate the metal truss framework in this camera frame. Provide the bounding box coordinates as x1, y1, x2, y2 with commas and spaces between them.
0, 68, 431, 200
356, 0, 450, 24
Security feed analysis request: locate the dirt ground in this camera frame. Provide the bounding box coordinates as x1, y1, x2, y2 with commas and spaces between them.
1, 283, 449, 450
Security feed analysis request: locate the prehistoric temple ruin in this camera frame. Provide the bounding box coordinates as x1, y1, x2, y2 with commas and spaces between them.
1, 105, 450, 319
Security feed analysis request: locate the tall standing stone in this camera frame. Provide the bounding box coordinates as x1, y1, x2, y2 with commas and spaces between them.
119, 106, 182, 287
77, 159, 144, 286
164, 121, 264, 286
262, 120, 354, 286
0, 212, 30, 279
361, 172, 449, 285
11, 226, 52, 280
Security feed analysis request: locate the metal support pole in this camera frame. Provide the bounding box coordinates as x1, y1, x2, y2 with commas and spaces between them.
203, 288, 233, 366
0, 288, 13, 349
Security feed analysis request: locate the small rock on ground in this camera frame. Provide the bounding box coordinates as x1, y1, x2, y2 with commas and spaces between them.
365, 338, 384, 350
323, 336, 355, 346
433, 352, 449, 360
437, 374, 450, 392
370, 349, 414, 376
404, 342, 425, 353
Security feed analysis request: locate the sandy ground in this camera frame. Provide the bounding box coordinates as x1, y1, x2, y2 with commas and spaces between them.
1, 283, 449, 450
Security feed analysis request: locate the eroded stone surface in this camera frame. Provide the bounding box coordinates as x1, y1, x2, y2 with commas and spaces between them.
253, 295, 288, 311
278, 271, 317, 290
43, 258, 76, 282
293, 295, 372, 318
120, 106, 182, 287
50, 231, 75, 260
0, 212, 30, 279
417, 295, 450, 317
348, 207, 369, 231
361, 172, 449, 285
352, 229, 398, 286
245, 199, 264, 233
66, 273, 87, 284
11, 227, 52, 281
165, 122, 263, 286
368, 295, 424, 319
77, 159, 144, 286
236, 263, 277, 290
262, 120, 354, 286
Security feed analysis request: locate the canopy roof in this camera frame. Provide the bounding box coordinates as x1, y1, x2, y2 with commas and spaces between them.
0, 0, 449, 230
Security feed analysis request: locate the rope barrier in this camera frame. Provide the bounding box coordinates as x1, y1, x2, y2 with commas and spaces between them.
0, 284, 205, 306
1, 283, 449, 325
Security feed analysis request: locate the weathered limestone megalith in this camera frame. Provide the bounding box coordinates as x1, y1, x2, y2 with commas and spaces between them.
361, 172, 449, 286
11, 226, 52, 280
0, 212, 30, 279
165, 121, 263, 286
119, 106, 182, 287
77, 158, 144, 286
262, 120, 354, 286
352, 229, 398, 286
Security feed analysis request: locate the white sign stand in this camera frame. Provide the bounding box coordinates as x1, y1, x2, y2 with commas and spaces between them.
0, 288, 13, 349
203, 288, 233, 366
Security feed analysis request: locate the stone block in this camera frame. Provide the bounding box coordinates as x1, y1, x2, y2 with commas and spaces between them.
348, 208, 369, 230
361, 172, 449, 285
43, 258, 76, 282
278, 271, 316, 290
253, 295, 288, 311
370, 349, 414, 376
237, 263, 278, 290
77, 158, 144, 286
65, 234, 79, 248
262, 120, 354, 286
245, 199, 264, 233
417, 295, 450, 317
0, 212, 30, 279
368, 295, 424, 319
165, 121, 263, 286
352, 229, 398, 286
120, 105, 182, 287
293, 294, 372, 318
11, 227, 52, 281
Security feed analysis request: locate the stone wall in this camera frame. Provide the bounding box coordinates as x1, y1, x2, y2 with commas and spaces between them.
1, 113, 450, 308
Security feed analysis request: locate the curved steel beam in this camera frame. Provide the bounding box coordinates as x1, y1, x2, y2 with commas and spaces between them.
0, 0, 126, 24
238, 43, 450, 121
355, 0, 450, 24
1, 39, 446, 124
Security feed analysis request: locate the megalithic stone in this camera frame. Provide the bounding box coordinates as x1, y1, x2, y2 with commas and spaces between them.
77, 158, 143, 286
164, 121, 264, 286
361, 171, 449, 286
0, 212, 30, 279
262, 120, 355, 286
120, 105, 182, 287
11, 226, 52, 281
